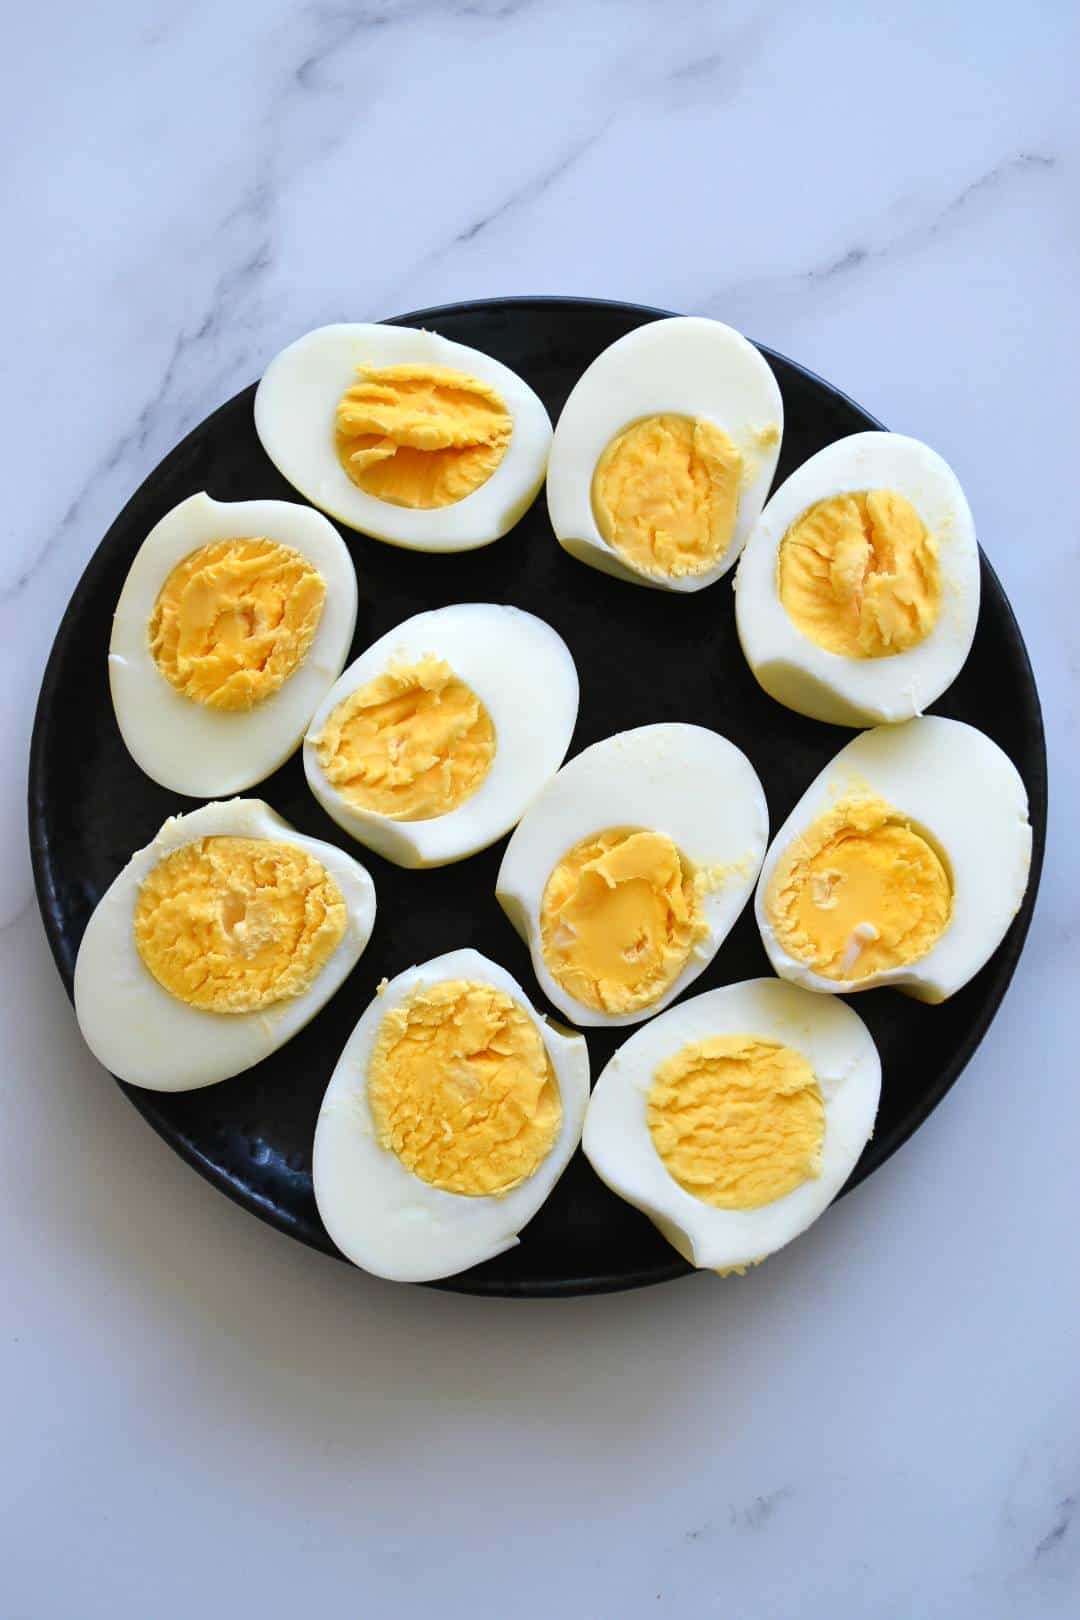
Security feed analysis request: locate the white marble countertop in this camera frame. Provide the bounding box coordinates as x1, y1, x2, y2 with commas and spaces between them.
4, 3, 1077, 1615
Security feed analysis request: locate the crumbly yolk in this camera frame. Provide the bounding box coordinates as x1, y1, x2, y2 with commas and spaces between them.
765, 795, 952, 981
367, 979, 562, 1197
539, 828, 708, 1015
648, 1035, 825, 1209
777, 489, 941, 658
134, 836, 347, 1013
148, 539, 326, 711
311, 656, 495, 821
335, 363, 512, 509
592, 413, 743, 579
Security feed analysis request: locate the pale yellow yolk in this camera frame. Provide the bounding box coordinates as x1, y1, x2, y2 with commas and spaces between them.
591, 413, 743, 579
311, 656, 495, 821
134, 836, 347, 1013
367, 979, 562, 1197
335, 363, 512, 509
778, 489, 941, 658
539, 828, 708, 1015
148, 539, 326, 711
765, 796, 952, 981
648, 1035, 825, 1209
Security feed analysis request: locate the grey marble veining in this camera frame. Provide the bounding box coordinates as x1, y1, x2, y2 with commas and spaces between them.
3, 2, 1078, 1615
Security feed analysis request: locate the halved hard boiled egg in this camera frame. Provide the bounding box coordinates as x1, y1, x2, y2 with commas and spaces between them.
254, 324, 552, 551
496, 724, 769, 1028
304, 603, 579, 868
109, 492, 357, 797
756, 717, 1031, 1003
74, 799, 376, 1091
735, 432, 979, 725
583, 977, 880, 1273
313, 948, 590, 1283
546, 317, 783, 592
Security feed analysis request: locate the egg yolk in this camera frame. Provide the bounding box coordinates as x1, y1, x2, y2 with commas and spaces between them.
777, 489, 941, 658
765, 795, 952, 981
539, 828, 708, 1015
648, 1035, 825, 1208
312, 656, 495, 821
335, 363, 512, 509
591, 414, 743, 579
148, 539, 326, 711
134, 836, 347, 1013
367, 979, 562, 1196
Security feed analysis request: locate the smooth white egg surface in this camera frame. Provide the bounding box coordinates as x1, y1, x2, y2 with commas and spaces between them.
756, 717, 1031, 1003
109, 492, 357, 797
313, 948, 590, 1283
303, 603, 579, 867
546, 316, 782, 592
74, 799, 376, 1091
582, 977, 880, 1273
254, 323, 552, 551
496, 723, 769, 1028
735, 432, 980, 725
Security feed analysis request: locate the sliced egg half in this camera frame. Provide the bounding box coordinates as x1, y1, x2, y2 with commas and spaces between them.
756, 717, 1031, 1003
546, 316, 783, 592
109, 491, 357, 797
583, 977, 880, 1273
735, 432, 979, 725
254, 323, 552, 551
313, 948, 590, 1283
74, 798, 376, 1091
304, 603, 579, 868
496, 723, 769, 1028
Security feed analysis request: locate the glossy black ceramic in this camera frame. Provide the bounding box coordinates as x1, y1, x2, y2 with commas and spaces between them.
28, 298, 1047, 1296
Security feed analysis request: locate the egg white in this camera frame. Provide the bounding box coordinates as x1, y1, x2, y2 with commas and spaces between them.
735, 432, 980, 726
582, 977, 881, 1273
495, 723, 769, 1028
254, 323, 552, 551
312, 948, 590, 1283
755, 717, 1032, 1004
74, 799, 376, 1091
546, 316, 783, 593
109, 492, 358, 797
303, 603, 579, 868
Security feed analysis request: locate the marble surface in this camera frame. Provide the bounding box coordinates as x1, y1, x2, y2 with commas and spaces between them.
4, 2, 1078, 1615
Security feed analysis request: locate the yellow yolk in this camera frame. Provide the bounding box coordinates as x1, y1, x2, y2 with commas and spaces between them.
648, 1035, 825, 1209
539, 828, 708, 1015
335, 363, 512, 508
367, 979, 562, 1197
134, 836, 347, 1013
777, 489, 941, 658
765, 795, 952, 981
312, 656, 495, 821
148, 539, 326, 711
591, 413, 743, 579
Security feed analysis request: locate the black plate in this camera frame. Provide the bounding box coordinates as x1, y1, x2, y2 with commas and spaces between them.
28, 297, 1047, 1297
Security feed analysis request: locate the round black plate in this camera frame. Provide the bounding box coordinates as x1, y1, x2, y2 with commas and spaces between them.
29, 297, 1046, 1297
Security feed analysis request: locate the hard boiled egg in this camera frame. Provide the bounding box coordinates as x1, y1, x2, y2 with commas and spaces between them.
313, 948, 590, 1283
74, 799, 376, 1091
735, 432, 979, 725
254, 323, 552, 551
756, 717, 1031, 1003
304, 603, 579, 868
110, 492, 357, 797
496, 723, 768, 1028
583, 977, 880, 1273
546, 316, 783, 592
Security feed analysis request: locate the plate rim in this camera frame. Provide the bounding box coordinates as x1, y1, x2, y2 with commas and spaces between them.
27, 295, 1048, 1298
